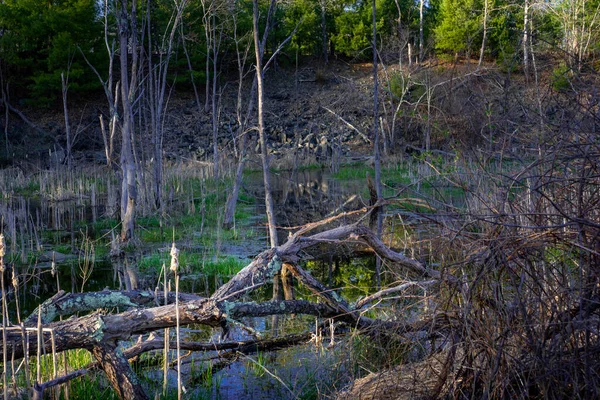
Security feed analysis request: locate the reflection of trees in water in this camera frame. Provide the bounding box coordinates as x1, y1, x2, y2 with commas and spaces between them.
268, 169, 358, 227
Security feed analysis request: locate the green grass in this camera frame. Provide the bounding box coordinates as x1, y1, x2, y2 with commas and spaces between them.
12, 180, 40, 196
332, 164, 411, 186
67, 375, 119, 399
138, 252, 246, 276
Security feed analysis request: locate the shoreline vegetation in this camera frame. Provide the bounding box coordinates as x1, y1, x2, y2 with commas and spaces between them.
1, 0, 599, 396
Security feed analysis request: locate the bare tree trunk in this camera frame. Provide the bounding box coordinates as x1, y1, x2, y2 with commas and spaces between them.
147, 0, 186, 213
224, 0, 281, 229
223, 2, 255, 229
61, 72, 72, 169
253, 0, 278, 249
181, 26, 203, 114
3, 219, 440, 399
523, 0, 529, 78
91, 342, 149, 400
146, 3, 159, 211
373, 0, 383, 290
478, 0, 489, 68
393, 0, 403, 66
419, 0, 424, 62
320, 0, 328, 65
212, 14, 222, 180
202, 0, 212, 113
81, 0, 120, 168
223, 79, 256, 228
118, 0, 138, 242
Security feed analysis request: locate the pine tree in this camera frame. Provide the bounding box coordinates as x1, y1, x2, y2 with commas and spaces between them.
434, 0, 482, 59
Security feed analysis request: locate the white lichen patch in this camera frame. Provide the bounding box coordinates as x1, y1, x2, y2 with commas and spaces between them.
91, 317, 106, 342
265, 255, 283, 279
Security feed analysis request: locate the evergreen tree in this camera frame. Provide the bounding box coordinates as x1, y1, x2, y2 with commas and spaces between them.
434, 0, 482, 58
0, 0, 103, 105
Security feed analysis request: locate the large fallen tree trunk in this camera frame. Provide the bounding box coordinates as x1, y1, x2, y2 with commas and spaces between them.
2, 220, 454, 399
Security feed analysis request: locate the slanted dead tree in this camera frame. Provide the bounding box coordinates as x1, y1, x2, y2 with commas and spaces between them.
1, 210, 451, 400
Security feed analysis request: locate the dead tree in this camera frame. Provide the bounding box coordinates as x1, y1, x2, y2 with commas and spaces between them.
2, 213, 449, 400
252, 0, 279, 249
117, 0, 139, 242
146, 0, 188, 212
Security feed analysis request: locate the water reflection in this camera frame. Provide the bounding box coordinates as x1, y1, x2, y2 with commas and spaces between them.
0, 164, 454, 399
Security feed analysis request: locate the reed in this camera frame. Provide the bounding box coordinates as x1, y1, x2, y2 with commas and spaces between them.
1, 233, 8, 400
162, 262, 169, 398
170, 240, 182, 400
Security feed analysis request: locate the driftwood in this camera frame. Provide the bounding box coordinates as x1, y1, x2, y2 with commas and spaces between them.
1, 221, 453, 399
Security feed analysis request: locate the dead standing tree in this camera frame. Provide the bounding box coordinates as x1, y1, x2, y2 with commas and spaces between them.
145, 0, 188, 213
2, 211, 449, 400
252, 0, 279, 250
117, 0, 140, 243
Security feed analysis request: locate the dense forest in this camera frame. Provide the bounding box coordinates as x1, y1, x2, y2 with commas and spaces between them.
0, 0, 599, 398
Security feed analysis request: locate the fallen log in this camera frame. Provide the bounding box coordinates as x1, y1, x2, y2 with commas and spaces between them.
3, 221, 451, 399
29, 332, 317, 397
24, 289, 203, 326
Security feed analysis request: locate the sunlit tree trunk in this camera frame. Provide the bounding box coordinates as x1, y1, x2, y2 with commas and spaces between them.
478, 0, 490, 68
523, 0, 529, 77
253, 0, 278, 249
225, 0, 283, 230
419, 0, 424, 62
393, 0, 404, 66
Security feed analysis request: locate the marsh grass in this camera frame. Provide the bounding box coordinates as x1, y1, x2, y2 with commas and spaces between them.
2, 154, 550, 399
138, 252, 246, 277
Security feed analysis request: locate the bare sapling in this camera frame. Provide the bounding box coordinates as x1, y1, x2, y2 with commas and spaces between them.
146, 0, 188, 213
61, 70, 72, 169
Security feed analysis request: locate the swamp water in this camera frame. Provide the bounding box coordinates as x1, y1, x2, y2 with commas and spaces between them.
0, 164, 465, 399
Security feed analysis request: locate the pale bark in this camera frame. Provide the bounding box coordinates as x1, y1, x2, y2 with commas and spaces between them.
4, 218, 446, 400
372, 0, 383, 289
223, 2, 256, 228
118, 0, 139, 242
224, 0, 297, 230
79, 0, 119, 167
478, 0, 490, 68
211, 14, 223, 180
61, 72, 72, 169
419, 0, 425, 62
523, 0, 529, 77
146, 0, 186, 211
253, 0, 279, 249
223, 79, 256, 228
